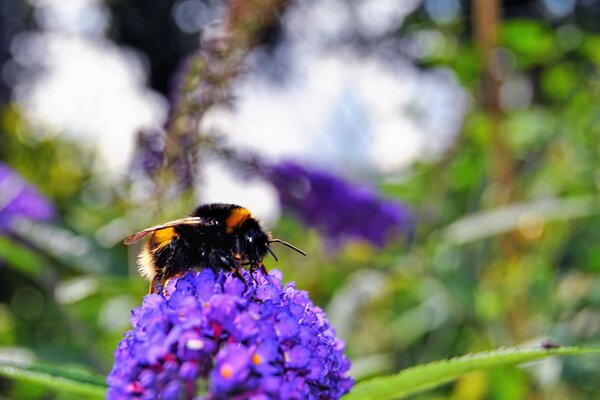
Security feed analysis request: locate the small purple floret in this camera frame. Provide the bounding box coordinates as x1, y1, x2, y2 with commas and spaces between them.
0, 162, 54, 231
107, 269, 353, 399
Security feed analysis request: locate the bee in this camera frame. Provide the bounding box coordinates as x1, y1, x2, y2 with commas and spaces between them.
124, 203, 306, 294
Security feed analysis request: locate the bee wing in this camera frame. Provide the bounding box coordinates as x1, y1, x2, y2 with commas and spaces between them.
123, 217, 208, 245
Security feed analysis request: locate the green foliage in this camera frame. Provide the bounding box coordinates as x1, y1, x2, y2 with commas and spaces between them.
0, 360, 106, 398
0, 235, 44, 278
344, 347, 600, 400
501, 20, 558, 67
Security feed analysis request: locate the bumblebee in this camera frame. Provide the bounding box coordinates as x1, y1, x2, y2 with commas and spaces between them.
124, 203, 305, 293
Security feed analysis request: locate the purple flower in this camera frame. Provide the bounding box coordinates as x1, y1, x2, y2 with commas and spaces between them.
0, 162, 54, 231
130, 130, 165, 179
107, 269, 353, 399
266, 161, 412, 247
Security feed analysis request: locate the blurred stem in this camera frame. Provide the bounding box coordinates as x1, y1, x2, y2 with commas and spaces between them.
158, 0, 287, 199
474, 0, 522, 339
473, 0, 513, 204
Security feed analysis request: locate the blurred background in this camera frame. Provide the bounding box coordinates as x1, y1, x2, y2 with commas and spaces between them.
1, 0, 600, 398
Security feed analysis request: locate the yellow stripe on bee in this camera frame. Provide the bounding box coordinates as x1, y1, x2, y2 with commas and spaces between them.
225, 207, 251, 233
153, 227, 176, 251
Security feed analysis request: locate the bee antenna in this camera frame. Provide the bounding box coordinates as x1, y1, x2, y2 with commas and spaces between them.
266, 247, 279, 261
268, 239, 307, 256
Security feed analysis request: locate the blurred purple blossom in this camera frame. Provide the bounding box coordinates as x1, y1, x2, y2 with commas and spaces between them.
130, 130, 165, 178
0, 162, 54, 231
266, 161, 412, 247
107, 268, 353, 399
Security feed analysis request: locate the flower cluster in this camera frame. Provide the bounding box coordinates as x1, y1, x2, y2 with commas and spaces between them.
0, 162, 54, 231
266, 161, 412, 247
107, 268, 353, 399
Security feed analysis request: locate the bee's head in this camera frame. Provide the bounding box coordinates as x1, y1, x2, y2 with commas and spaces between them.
235, 216, 270, 261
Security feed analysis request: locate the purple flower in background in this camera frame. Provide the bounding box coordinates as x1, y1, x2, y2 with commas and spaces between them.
0, 162, 54, 231
130, 130, 165, 178
107, 268, 353, 399
266, 161, 412, 247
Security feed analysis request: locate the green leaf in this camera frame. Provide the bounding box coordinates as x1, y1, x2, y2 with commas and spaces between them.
501, 20, 558, 68
343, 346, 600, 400
0, 235, 44, 277
0, 360, 107, 398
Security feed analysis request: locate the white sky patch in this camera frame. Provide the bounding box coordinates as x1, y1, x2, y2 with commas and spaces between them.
199, 47, 466, 209
355, 0, 421, 37
13, 0, 167, 178
13, 33, 166, 177
286, 0, 420, 44
29, 0, 109, 35
198, 159, 281, 225
204, 49, 466, 175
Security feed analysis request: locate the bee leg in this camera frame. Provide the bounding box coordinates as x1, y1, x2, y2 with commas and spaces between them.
250, 264, 259, 285
231, 267, 249, 291
215, 253, 248, 290
248, 261, 265, 283
149, 274, 164, 294
259, 263, 268, 275
162, 272, 185, 295
247, 263, 267, 291
233, 237, 250, 290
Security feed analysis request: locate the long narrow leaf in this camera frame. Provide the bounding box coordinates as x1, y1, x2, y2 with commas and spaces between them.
0, 360, 107, 398
343, 346, 600, 400
0, 235, 44, 277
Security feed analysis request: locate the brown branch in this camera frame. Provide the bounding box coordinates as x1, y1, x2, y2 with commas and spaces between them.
473, 0, 513, 204
160, 0, 289, 191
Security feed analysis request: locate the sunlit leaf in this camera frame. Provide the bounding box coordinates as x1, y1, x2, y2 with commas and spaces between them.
442, 196, 599, 245
0, 235, 43, 277
0, 360, 106, 398
343, 346, 600, 400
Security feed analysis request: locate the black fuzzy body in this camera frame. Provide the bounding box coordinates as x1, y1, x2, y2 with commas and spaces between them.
145, 203, 270, 293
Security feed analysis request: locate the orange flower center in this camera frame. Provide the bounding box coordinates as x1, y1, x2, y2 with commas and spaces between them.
220, 365, 233, 379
